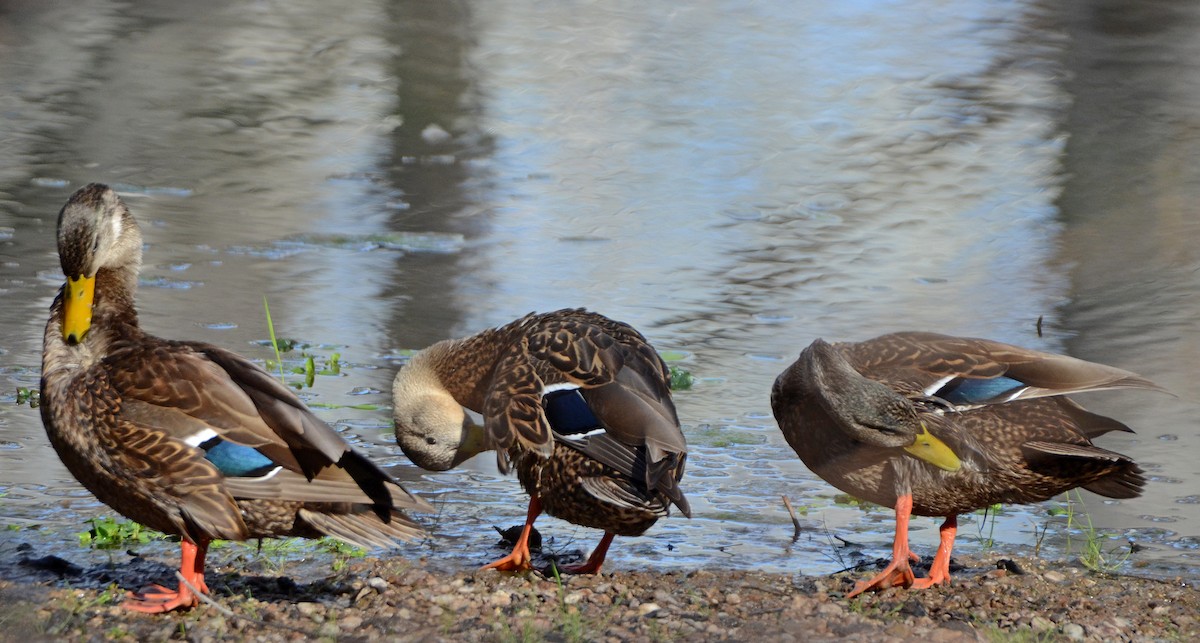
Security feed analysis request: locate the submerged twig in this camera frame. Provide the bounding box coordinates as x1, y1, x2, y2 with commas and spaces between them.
781, 496, 802, 542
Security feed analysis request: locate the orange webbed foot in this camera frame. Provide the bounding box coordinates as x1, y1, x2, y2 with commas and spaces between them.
123, 584, 199, 613
846, 557, 917, 598
481, 547, 536, 573
482, 496, 542, 573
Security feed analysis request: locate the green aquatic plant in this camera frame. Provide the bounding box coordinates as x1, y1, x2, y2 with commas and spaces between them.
1064, 490, 1132, 573
308, 402, 380, 411
975, 503, 1002, 550
76, 516, 162, 549
287, 353, 343, 390
318, 537, 366, 572
262, 296, 288, 382
15, 387, 40, 408
668, 365, 694, 390
688, 424, 765, 448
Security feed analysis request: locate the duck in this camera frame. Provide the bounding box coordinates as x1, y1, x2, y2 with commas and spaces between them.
40, 183, 433, 613
392, 309, 690, 574
770, 331, 1158, 598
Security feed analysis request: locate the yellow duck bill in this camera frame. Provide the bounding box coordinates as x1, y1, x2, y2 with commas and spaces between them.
62, 275, 95, 344
902, 423, 962, 472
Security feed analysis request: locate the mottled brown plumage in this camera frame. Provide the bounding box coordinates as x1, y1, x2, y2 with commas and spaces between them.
771, 332, 1159, 597
392, 309, 690, 573
40, 184, 431, 612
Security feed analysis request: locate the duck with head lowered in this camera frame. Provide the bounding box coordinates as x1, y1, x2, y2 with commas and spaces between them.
392, 309, 690, 574
40, 184, 433, 612
771, 331, 1159, 598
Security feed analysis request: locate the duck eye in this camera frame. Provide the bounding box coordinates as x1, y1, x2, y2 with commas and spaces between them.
425, 437, 437, 445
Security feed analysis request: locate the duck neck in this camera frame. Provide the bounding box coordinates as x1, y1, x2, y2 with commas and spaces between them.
421, 324, 518, 411
92, 264, 140, 334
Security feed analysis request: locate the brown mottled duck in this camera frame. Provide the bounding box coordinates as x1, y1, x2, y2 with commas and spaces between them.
40, 184, 432, 612
770, 332, 1158, 598
392, 309, 690, 574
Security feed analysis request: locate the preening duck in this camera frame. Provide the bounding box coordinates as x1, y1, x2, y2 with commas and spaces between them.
393, 309, 690, 574
770, 332, 1158, 597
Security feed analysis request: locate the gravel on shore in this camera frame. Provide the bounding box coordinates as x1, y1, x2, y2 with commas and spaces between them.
0, 541, 1195, 642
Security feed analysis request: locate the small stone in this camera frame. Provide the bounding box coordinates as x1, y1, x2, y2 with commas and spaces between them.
983, 569, 1007, 580
340, 615, 363, 630
1153, 605, 1170, 616
1062, 623, 1085, 640
1043, 571, 1068, 584
489, 590, 512, 607
1030, 616, 1054, 632
725, 593, 742, 605
318, 622, 341, 638
296, 602, 323, 618
367, 577, 389, 592
638, 602, 662, 618
563, 592, 584, 605
817, 602, 844, 617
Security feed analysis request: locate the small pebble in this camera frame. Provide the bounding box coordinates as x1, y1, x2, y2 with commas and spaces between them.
367, 577, 389, 592
1062, 623, 1085, 640
638, 602, 661, 617
1043, 571, 1068, 584
296, 602, 322, 618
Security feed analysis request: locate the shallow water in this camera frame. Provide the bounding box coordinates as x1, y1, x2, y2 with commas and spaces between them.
0, 0, 1197, 581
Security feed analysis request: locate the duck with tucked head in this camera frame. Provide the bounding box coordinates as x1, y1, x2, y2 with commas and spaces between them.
771, 332, 1158, 597
40, 184, 432, 612
393, 309, 690, 574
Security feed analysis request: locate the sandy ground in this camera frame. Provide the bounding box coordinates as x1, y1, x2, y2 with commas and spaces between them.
0, 534, 1195, 642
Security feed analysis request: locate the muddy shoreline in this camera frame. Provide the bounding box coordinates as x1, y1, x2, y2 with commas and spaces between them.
0, 536, 1194, 642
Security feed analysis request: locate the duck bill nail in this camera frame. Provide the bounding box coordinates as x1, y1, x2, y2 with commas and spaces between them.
903, 424, 962, 472
63, 275, 96, 343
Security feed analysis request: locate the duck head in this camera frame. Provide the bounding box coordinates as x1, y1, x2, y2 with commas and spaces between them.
392, 348, 489, 471
803, 339, 961, 472
55, 184, 142, 345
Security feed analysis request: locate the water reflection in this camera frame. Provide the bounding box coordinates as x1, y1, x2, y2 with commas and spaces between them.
1054, 0, 1200, 565
0, 0, 1196, 580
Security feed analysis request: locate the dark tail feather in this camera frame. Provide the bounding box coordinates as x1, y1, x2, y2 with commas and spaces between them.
339, 451, 435, 514
1083, 463, 1145, 499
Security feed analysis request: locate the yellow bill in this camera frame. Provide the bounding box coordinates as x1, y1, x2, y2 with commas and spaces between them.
451, 415, 490, 467
63, 275, 96, 344
903, 422, 961, 472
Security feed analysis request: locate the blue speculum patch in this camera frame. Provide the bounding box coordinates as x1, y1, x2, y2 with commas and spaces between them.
543, 389, 603, 436
200, 438, 277, 477
936, 375, 1026, 405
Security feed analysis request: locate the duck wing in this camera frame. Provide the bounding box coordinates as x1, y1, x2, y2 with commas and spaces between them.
840, 332, 1164, 408
110, 340, 432, 514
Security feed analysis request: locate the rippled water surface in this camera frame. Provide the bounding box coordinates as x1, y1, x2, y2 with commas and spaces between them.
1, 0, 1198, 580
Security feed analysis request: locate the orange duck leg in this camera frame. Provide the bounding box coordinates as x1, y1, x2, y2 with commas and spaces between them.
125, 539, 210, 613
558, 532, 615, 575
847, 494, 919, 598
911, 515, 957, 590
482, 495, 542, 572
